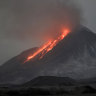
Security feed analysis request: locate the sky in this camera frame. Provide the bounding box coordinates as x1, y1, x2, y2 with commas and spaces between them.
0, 0, 96, 65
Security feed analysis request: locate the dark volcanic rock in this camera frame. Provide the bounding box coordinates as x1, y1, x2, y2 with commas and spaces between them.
23, 76, 76, 87
0, 25, 96, 84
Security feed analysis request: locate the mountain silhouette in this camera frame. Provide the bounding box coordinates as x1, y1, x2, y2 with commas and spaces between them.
23, 76, 76, 87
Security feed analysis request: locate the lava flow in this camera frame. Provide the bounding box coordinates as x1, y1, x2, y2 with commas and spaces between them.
24, 29, 70, 63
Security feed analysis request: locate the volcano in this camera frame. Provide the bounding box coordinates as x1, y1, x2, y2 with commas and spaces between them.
0, 25, 96, 84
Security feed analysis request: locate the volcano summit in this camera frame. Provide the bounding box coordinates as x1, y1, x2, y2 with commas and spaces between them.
0, 25, 96, 84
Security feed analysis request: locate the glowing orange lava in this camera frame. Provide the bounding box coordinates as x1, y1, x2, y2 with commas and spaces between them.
24, 29, 70, 63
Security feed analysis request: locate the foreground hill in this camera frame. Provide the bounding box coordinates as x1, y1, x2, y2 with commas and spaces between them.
0, 76, 96, 96
23, 76, 76, 87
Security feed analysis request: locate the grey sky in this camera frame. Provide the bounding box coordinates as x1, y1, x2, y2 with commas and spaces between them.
76, 0, 96, 32
0, 0, 96, 65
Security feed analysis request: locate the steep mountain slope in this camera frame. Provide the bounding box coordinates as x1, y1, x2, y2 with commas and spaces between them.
0, 25, 96, 84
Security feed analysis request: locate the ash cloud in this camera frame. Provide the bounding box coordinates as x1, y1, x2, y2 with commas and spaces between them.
0, 0, 81, 40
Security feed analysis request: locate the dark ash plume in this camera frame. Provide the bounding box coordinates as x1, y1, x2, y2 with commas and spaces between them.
0, 0, 82, 40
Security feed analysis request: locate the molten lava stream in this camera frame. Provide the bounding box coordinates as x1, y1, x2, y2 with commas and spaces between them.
24, 29, 70, 63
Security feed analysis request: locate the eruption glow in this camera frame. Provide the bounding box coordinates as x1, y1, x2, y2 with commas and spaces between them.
24, 29, 70, 63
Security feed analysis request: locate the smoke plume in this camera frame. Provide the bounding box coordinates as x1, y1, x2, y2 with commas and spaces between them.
0, 0, 81, 41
